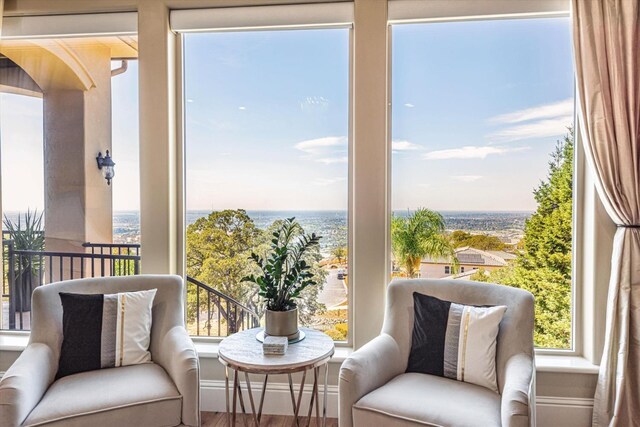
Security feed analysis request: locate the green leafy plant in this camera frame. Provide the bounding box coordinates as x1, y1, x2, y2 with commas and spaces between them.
3, 209, 45, 254
3, 210, 45, 311
244, 217, 321, 312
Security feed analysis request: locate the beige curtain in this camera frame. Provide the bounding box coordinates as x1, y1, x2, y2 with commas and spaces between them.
572, 0, 640, 425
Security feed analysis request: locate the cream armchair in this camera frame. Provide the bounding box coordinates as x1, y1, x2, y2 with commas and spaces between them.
0, 275, 200, 427
339, 278, 535, 427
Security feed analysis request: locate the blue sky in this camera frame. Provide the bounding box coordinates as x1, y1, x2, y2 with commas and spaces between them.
184, 29, 350, 211
392, 17, 574, 211
1, 16, 573, 214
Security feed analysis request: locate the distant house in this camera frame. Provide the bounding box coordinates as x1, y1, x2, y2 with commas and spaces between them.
419, 246, 517, 279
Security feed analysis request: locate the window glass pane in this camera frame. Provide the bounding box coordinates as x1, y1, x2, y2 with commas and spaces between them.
184, 29, 350, 340
391, 18, 574, 349
1, 37, 140, 330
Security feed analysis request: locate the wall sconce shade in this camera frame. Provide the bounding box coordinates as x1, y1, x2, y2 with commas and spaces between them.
96, 150, 115, 185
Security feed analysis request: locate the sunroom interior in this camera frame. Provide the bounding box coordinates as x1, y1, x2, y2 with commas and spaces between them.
0, 1, 636, 426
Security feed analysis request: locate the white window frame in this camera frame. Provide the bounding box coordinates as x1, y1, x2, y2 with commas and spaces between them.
387, 0, 590, 356
172, 3, 355, 346
0, 2, 611, 368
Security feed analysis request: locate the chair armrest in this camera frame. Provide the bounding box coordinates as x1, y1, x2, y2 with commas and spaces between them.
339, 334, 404, 427
501, 353, 535, 427
153, 327, 200, 427
0, 343, 57, 427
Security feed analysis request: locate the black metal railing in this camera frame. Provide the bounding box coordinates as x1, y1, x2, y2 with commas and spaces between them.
2, 236, 260, 336
5, 240, 141, 330
83, 241, 141, 257
186, 275, 260, 337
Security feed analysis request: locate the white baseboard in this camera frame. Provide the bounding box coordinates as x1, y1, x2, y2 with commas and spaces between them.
200, 379, 340, 417
536, 396, 594, 427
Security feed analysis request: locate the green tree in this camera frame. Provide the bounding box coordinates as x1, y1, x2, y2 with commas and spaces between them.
450, 230, 508, 251
483, 130, 574, 348
186, 209, 261, 326
391, 208, 455, 278
521, 132, 574, 277
185, 210, 327, 328
332, 246, 347, 264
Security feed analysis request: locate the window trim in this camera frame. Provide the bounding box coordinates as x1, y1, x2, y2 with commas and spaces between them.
170, 2, 354, 33
387, 0, 570, 23
175, 23, 354, 346
0, 1, 612, 365
387, 7, 581, 356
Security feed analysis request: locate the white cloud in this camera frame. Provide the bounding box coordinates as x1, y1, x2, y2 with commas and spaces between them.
300, 96, 330, 111
490, 99, 573, 124
404, 103, 415, 108
317, 156, 348, 164
392, 140, 422, 151
452, 175, 483, 182
294, 136, 347, 155
238, 106, 246, 110
314, 177, 346, 186
423, 145, 529, 160
487, 99, 573, 142
488, 116, 573, 142
187, 99, 194, 103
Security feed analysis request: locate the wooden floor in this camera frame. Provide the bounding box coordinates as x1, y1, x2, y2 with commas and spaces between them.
202, 411, 338, 426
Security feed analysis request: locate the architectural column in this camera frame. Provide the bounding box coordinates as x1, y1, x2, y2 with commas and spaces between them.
43, 46, 113, 255
138, 0, 178, 274
352, 0, 389, 348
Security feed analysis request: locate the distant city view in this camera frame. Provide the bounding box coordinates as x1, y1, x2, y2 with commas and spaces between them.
111, 210, 530, 249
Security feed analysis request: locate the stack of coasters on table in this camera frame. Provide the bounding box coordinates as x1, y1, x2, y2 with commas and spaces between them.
263, 335, 288, 355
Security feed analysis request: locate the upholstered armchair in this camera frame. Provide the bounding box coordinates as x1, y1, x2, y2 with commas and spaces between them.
0, 275, 200, 427
339, 278, 535, 427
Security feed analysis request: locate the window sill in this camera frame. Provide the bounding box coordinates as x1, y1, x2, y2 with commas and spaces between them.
0, 334, 599, 373
0, 333, 29, 351
535, 354, 599, 374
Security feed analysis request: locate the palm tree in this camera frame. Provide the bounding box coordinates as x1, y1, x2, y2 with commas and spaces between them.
391, 208, 456, 278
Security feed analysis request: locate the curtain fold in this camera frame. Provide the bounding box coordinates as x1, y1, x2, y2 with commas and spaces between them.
572, 1, 640, 425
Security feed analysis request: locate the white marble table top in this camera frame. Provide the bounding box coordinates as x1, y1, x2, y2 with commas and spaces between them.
218, 328, 335, 373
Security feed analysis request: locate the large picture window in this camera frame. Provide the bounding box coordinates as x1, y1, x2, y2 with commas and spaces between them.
184, 29, 350, 340
391, 18, 574, 349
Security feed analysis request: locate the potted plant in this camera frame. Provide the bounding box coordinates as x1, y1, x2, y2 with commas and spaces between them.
244, 217, 321, 340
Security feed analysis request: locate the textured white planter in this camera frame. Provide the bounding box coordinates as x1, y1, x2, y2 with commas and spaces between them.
265, 308, 299, 340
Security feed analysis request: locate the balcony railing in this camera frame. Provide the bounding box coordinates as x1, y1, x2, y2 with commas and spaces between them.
1, 236, 260, 336
3, 240, 141, 330
187, 275, 260, 336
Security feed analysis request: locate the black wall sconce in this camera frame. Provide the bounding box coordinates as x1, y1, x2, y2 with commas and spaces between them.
96, 150, 116, 185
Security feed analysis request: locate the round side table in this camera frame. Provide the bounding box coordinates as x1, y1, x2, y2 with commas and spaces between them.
218, 327, 335, 427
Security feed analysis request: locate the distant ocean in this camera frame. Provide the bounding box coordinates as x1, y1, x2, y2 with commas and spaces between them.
5, 209, 532, 251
